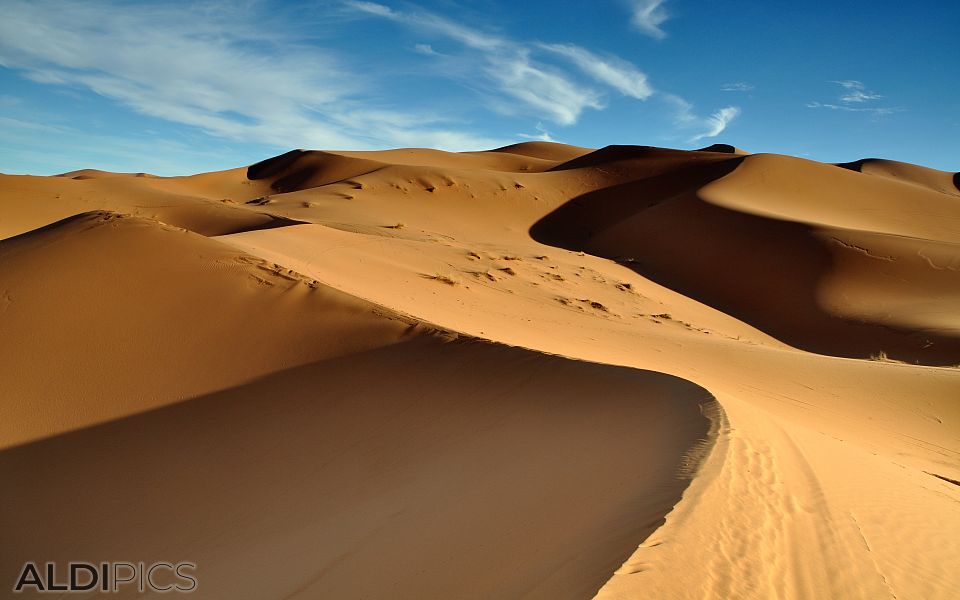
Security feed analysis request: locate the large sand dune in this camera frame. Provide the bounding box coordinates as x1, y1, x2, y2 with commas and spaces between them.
2, 142, 958, 599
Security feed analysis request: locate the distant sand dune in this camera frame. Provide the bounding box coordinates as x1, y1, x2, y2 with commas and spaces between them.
836, 157, 960, 197
533, 150, 960, 364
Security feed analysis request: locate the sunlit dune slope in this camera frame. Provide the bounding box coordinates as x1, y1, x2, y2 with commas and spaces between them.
0, 210, 715, 598
836, 157, 960, 197
0, 211, 419, 447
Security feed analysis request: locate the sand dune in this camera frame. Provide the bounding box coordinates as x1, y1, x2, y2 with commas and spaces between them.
836, 157, 960, 197
2, 142, 958, 599
695, 143, 749, 154
533, 150, 960, 364
0, 169, 281, 238
0, 211, 415, 447
1, 338, 714, 600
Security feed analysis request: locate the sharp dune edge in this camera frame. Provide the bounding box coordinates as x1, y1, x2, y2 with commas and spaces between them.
1, 142, 958, 599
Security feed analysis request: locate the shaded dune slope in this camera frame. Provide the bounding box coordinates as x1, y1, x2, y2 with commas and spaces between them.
1, 340, 715, 600
533, 148, 960, 365
248, 149, 388, 193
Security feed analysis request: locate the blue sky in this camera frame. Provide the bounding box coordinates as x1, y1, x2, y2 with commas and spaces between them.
0, 0, 957, 175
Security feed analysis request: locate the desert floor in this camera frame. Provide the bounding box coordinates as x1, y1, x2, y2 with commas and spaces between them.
2, 142, 958, 599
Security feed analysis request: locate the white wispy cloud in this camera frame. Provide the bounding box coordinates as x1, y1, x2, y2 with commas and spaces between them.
629, 0, 670, 39
346, 1, 737, 140
538, 44, 653, 100
833, 80, 863, 89
346, 0, 393, 18
347, 1, 741, 141
0, 0, 508, 151
661, 94, 740, 142
806, 102, 900, 116
691, 107, 741, 141
486, 51, 603, 125
807, 80, 898, 117
518, 122, 556, 142
347, 1, 603, 126
831, 80, 882, 103
346, 0, 505, 51
1, 0, 743, 159
841, 90, 882, 103
721, 82, 754, 92
661, 93, 697, 125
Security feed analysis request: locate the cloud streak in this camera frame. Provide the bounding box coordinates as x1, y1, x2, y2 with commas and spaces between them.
831, 80, 882, 103
347, 2, 605, 125
806, 102, 900, 116
629, 0, 670, 39
661, 94, 740, 142
347, 0, 736, 140
518, 122, 556, 142
0, 0, 508, 151
1, 0, 742, 159
539, 44, 653, 100
721, 82, 754, 92
485, 50, 603, 125
691, 106, 741, 141
807, 80, 899, 117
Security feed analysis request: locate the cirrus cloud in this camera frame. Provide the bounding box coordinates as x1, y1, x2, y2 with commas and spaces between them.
0, 0, 509, 151
629, 0, 670, 40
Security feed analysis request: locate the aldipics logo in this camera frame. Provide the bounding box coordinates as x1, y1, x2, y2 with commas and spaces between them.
12, 562, 197, 594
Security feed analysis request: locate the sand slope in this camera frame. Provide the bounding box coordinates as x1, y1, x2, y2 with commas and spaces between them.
533, 150, 960, 364
0, 207, 714, 600
0, 211, 414, 447
836, 157, 960, 197
2, 142, 959, 599
1, 339, 714, 600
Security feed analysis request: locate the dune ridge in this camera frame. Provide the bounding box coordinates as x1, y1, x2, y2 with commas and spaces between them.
2, 141, 959, 599
1, 337, 717, 600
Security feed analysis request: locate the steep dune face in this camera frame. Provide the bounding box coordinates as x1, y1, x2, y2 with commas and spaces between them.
533, 151, 741, 244
533, 150, 960, 364
247, 149, 388, 192
2, 141, 959, 600
1, 340, 714, 600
